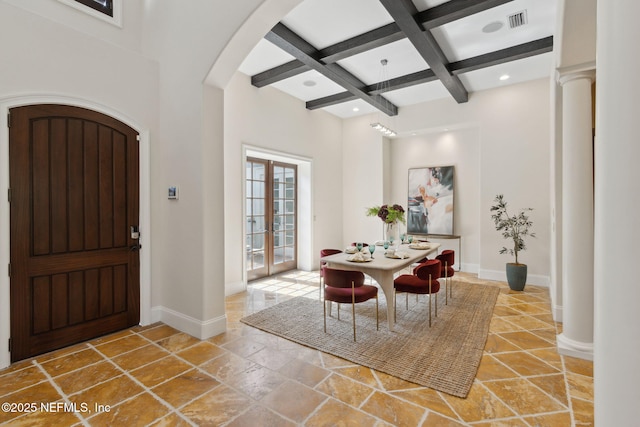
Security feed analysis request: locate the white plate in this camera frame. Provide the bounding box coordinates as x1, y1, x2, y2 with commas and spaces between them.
409, 243, 431, 250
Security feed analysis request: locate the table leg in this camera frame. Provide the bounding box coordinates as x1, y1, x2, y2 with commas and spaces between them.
365, 269, 396, 331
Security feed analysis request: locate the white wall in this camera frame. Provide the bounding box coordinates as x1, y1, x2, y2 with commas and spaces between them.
0, 0, 159, 368
390, 127, 481, 272
342, 115, 388, 246
0, 0, 283, 352
343, 78, 552, 284
223, 72, 343, 293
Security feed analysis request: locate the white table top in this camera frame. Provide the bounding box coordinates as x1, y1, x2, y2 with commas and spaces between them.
320, 242, 441, 273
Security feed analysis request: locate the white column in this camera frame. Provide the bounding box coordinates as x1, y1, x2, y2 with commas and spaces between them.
557, 71, 594, 359
595, 1, 640, 424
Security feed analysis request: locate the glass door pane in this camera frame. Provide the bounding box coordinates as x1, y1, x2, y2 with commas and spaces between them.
246, 159, 268, 280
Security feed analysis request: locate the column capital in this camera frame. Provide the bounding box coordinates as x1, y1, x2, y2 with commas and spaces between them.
558, 69, 596, 86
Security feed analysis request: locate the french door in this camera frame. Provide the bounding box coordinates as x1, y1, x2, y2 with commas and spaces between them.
246, 158, 297, 281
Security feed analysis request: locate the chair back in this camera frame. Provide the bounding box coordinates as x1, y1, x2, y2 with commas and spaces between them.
436, 249, 455, 267
415, 259, 441, 281
320, 249, 342, 277
323, 267, 365, 288
320, 248, 342, 258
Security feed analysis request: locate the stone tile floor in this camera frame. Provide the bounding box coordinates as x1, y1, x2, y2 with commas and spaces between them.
0, 271, 593, 426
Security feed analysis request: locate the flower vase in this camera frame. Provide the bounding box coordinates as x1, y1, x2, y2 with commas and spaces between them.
385, 222, 399, 244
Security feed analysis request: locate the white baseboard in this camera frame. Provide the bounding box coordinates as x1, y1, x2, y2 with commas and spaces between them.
552, 304, 563, 323
478, 268, 550, 287
459, 263, 479, 274
225, 280, 246, 296
557, 333, 594, 361
150, 305, 227, 340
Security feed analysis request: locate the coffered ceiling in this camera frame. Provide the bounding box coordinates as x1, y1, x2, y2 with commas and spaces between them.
239, 0, 557, 119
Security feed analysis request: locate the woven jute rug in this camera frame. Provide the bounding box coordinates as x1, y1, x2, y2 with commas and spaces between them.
241, 281, 500, 398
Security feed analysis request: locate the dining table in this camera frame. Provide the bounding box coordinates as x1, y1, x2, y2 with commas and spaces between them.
320, 242, 441, 331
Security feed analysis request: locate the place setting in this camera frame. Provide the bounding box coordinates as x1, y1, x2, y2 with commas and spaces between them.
345, 242, 376, 262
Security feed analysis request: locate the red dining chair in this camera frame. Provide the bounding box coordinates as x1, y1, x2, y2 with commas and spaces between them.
393, 259, 441, 327
436, 250, 455, 304
320, 249, 342, 299
323, 267, 378, 341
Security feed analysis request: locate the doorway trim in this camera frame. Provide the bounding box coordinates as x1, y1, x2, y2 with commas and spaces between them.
238, 145, 313, 292
0, 94, 151, 370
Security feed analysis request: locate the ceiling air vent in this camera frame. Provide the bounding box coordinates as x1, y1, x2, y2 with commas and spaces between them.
508, 10, 528, 29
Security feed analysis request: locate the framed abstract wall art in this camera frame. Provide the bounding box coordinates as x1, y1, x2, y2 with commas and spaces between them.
407, 166, 455, 235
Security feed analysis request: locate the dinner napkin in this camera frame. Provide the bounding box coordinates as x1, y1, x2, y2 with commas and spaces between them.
348, 251, 368, 261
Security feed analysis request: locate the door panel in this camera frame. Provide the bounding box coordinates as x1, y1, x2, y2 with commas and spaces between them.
246, 158, 297, 280
9, 104, 140, 362
270, 163, 297, 275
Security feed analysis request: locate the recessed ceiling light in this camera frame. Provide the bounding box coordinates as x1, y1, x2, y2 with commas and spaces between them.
303, 80, 316, 87
353, 107, 360, 112
499, 74, 510, 81
482, 21, 504, 33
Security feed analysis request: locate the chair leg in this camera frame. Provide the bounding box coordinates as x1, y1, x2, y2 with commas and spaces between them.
323, 300, 327, 333
337, 303, 340, 320
405, 292, 409, 310
435, 291, 438, 317
351, 280, 356, 342
375, 295, 379, 331
428, 274, 432, 327
444, 261, 448, 305
394, 290, 397, 322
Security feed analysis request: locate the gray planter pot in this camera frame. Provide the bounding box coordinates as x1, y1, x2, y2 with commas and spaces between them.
506, 263, 527, 291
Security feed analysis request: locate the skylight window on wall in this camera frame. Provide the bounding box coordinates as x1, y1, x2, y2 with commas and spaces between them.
75, 0, 112, 17
59, 0, 121, 26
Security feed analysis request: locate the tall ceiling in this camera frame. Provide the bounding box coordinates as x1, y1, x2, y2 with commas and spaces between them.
239, 0, 557, 119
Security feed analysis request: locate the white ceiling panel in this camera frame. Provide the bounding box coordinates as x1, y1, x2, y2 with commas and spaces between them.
457, 51, 554, 92
282, 0, 394, 50
238, 38, 295, 75
337, 38, 429, 85
270, 70, 346, 101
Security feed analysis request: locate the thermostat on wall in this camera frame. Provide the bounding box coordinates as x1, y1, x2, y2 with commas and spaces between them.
168, 186, 179, 200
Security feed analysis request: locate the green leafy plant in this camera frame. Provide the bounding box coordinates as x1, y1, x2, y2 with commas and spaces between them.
490, 194, 535, 265
366, 204, 406, 225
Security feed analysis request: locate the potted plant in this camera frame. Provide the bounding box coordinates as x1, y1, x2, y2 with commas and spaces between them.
490, 194, 535, 291
366, 204, 406, 242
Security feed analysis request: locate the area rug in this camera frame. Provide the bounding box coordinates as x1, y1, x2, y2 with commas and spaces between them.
240, 281, 500, 398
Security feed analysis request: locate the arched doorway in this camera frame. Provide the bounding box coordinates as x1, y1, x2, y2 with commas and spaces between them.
0, 97, 151, 367
9, 104, 140, 361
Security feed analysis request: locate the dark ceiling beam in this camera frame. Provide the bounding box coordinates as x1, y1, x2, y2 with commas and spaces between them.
250, 60, 310, 87
450, 36, 554, 74
306, 68, 438, 110
306, 37, 552, 110
265, 22, 398, 116
379, 0, 469, 103
252, 0, 514, 88
417, 0, 513, 30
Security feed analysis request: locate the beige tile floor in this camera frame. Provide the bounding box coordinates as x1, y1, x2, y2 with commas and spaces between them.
0, 271, 593, 426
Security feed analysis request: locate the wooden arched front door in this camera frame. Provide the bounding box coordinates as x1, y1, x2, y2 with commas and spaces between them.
9, 104, 140, 362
